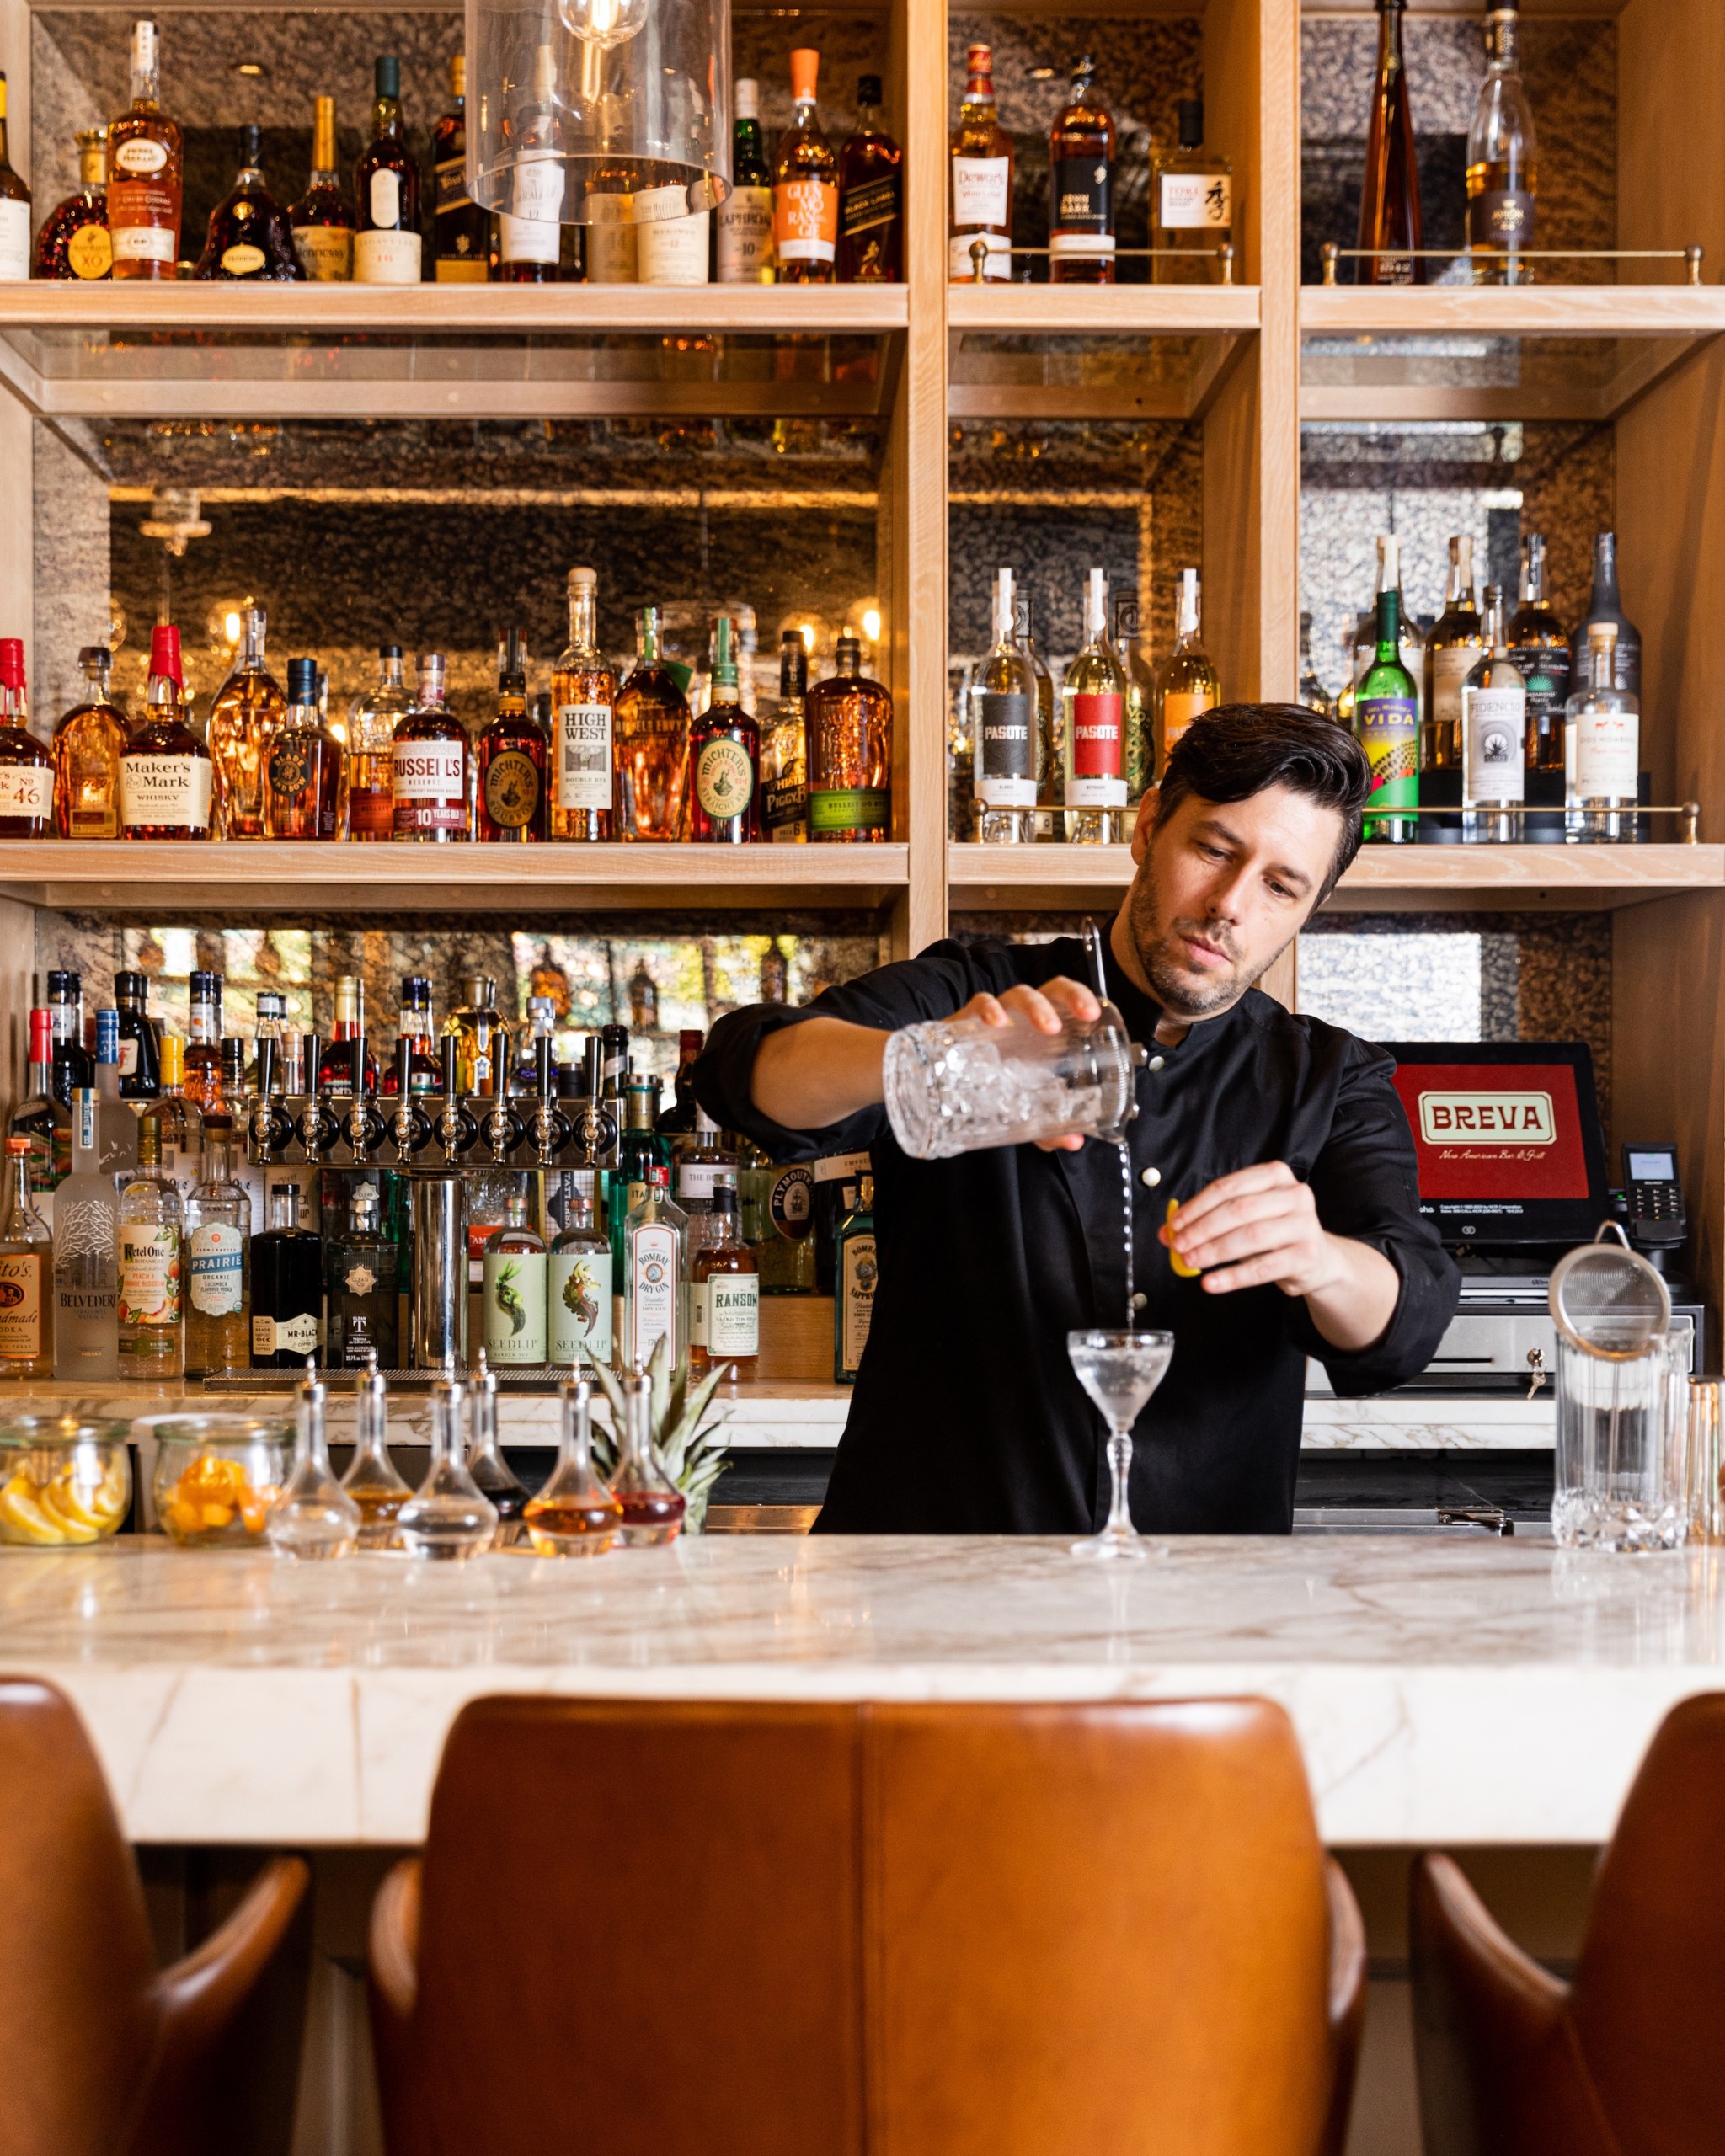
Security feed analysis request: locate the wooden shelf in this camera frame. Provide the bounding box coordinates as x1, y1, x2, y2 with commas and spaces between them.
0, 841, 909, 915
1300, 287, 1725, 338
948, 285, 1260, 336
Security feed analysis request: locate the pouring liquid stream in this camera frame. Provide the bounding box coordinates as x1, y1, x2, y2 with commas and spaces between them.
1119, 1140, 1135, 1331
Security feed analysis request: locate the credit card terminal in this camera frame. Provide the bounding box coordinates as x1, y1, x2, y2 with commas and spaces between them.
1621, 1144, 1685, 1250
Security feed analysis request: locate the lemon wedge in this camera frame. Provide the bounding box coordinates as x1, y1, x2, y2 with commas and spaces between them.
1166, 1198, 1202, 1279
0, 1481, 67, 1545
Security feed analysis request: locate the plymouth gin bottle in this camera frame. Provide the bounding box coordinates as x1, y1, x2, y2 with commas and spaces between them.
1461, 586, 1525, 843
183, 1101, 250, 1377
622, 1165, 687, 1379
116, 1119, 182, 1374
1565, 623, 1638, 843
549, 1169, 611, 1373
970, 568, 1038, 844
1060, 568, 1126, 844
1355, 539, 1419, 844
53, 1091, 119, 1380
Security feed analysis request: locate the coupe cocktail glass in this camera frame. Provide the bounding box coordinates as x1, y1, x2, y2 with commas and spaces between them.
1067, 1329, 1174, 1561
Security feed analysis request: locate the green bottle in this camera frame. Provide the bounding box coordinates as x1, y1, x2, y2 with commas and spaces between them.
1355, 536, 1420, 845
833, 1175, 878, 1385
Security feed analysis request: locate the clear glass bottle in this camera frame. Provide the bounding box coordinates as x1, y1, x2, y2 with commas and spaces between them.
1151, 97, 1231, 284
549, 1168, 612, 1373
622, 1165, 688, 1380
1151, 569, 1220, 777
1355, 542, 1421, 845
1298, 612, 1337, 720
806, 632, 893, 842
1507, 531, 1570, 776
610, 1368, 686, 1545
483, 1192, 547, 1366
467, 1352, 529, 1540
265, 1364, 360, 1561
772, 47, 838, 286
263, 655, 344, 840
524, 1380, 622, 1555
1565, 623, 1638, 843
52, 644, 129, 839
1060, 568, 1127, 845
1113, 595, 1154, 806
970, 568, 1038, 844
550, 568, 615, 841
341, 1360, 411, 1548
614, 607, 692, 842
53, 1090, 119, 1380
391, 651, 467, 842
396, 1377, 499, 1561
326, 1178, 398, 1368
120, 624, 212, 841
207, 605, 284, 840
346, 643, 409, 841
1573, 531, 1641, 701
1461, 585, 1525, 844
1424, 536, 1483, 775
1049, 55, 1114, 285
182, 1096, 249, 1377
948, 42, 1013, 284
690, 1184, 759, 1380
142, 1034, 203, 1193
116, 1117, 182, 1374
0, 1134, 53, 1378
93, 1008, 139, 1192
477, 628, 547, 842
1467, 5, 1536, 286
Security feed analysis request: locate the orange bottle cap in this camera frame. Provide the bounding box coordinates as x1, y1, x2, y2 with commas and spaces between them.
788, 47, 820, 104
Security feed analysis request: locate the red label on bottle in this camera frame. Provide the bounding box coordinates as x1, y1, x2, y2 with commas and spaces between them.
1071, 692, 1124, 777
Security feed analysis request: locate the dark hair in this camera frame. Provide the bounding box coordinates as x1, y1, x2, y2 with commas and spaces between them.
1151, 703, 1370, 902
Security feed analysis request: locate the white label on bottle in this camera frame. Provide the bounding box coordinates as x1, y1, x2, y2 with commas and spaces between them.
392, 740, 466, 798
1433, 644, 1478, 730
1065, 775, 1128, 808
707, 1273, 759, 1357
948, 229, 1010, 281
952, 156, 1010, 233
0, 199, 29, 283
1158, 171, 1231, 230
0, 762, 51, 818
118, 754, 212, 831
110, 223, 177, 263
369, 168, 401, 228
511, 155, 566, 223
717, 185, 774, 282
549, 1246, 611, 1364
252, 1310, 318, 1358
585, 194, 637, 282
484, 1246, 547, 1365
189, 1222, 244, 1315
1464, 686, 1526, 804
117, 1038, 139, 1078
557, 704, 612, 811
678, 1161, 728, 1202
638, 205, 710, 286
814, 1150, 872, 1185
499, 211, 560, 265
117, 1224, 179, 1326
627, 1220, 678, 1368
1574, 709, 1639, 798
114, 136, 166, 175
840, 1231, 876, 1373
353, 227, 422, 285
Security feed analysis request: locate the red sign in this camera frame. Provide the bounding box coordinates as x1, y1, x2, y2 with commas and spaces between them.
1071, 692, 1123, 777
1391, 1061, 1590, 1200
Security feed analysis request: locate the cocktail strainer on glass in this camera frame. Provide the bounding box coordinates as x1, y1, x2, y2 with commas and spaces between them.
1549, 1222, 1672, 1359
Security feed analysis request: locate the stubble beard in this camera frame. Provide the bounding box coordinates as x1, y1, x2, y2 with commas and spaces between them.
1124, 873, 1290, 1022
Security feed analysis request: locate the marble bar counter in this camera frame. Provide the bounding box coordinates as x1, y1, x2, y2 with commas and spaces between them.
1, 1534, 1717, 1850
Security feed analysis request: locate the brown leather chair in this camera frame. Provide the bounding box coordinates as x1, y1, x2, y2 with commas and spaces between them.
370, 1695, 1365, 2156
0, 1675, 311, 2156
1410, 1691, 1725, 2156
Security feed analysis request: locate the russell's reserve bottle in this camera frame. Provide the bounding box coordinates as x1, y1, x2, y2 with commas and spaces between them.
392, 652, 467, 841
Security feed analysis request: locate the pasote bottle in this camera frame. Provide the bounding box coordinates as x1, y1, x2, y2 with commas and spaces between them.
772, 49, 839, 286
688, 615, 760, 843
1059, 570, 1126, 844
477, 630, 547, 841
717, 79, 775, 284
35, 127, 112, 281
107, 18, 182, 281
289, 94, 355, 280
1049, 56, 1114, 286
1358, 0, 1423, 284
0, 637, 53, 837
948, 43, 1012, 284
1354, 536, 1420, 843
1151, 570, 1220, 776
836, 74, 902, 283
120, 624, 212, 841
53, 1090, 119, 1380
193, 124, 302, 280
970, 567, 1038, 845
51, 645, 128, 838
354, 55, 422, 286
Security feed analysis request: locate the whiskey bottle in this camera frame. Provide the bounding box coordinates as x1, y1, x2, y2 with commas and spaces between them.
948, 43, 1012, 283
833, 1174, 876, 1384
108, 19, 183, 281
689, 615, 760, 843
384, 974, 441, 1097
289, 94, 355, 280
583, 149, 637, 283
1467, 6, 1536, 286
326, 1179, 399, 1369
0, 73, 31, 283
716, 79, 775, 284
449, 974, 511, 1097
1152, 571, 1220, 776
1461, 585, 1525, 844
263, 656, 344, 839
837, 75, 902, 284
477, 629, 547, 841
1017, 595, 1059, 840
193, 125, 302, 280
53, 1091, 118, 1380
761, 628, 809, 842
677, 1107, 735, 1221
35, 128, 111, 280
1423, 536, 1484, 775
1049, 56, 1115, 286
1565, 624, 1637, 843
656, 1032, 705, 1144
46, 973, 93, 1110
548, 1169, 611, 1373
0, 1135, 51, 1376
614, 607, 692, 842
1573, 531, 1641, 701
115, 1118, 182, 1375
432, 56, 490, 282
772, 49, 839, 285
1356, 540, 1420, 844
1060, 570, 1126, 844
250, 1179, 322, 1368
970, 568, 1038, 844
1151, 99, 1232, 285
690, 1185, 759, 1379
119, 624, 211, 840
9, 1011, 69, 1224
318, 976, 380, 1096
483, 1193, 547, 1366
182, 971, 222, 1114
1113, 595, 1153, 804
354, 55, 423, 286
1358, 0, 1423, 284
142, 1034, 203, 1193
207, 605, 283, 838
391, 651, 467, 841
183, 1101, 249, 1377
114, 969, 160, 1100
51, 645, 127, 837
1298, 613, 1337, 721
346, 643, 409, 841
622, 1165, 687, 1379
497, 45, 566, 285
807, 632, 892, 842
1508, 532, 1569, 776
0, 638, 53, 837
551, 567, 615, 841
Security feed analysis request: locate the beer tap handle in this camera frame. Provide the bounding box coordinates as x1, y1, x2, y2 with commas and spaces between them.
438, 1035, 464, 1161
346, 1036, 370, 1156
391, 1038, 416, 1158
533, 1033, 563, 1162
485, 1053, 515, 1161
252, 1036, 277, 1160
298, 1033, 325, 1159
577, 1035, 606, 1162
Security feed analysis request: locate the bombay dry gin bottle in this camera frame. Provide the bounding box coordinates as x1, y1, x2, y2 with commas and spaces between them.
717, 79, 775, 284
949, 44, 1012, 283
354, 56, 423, 285
0, 1134, 52, 1378
0, 638, 53, 838
119, 625, 212, 840
772, 49, 838, 285
622, 1166, 688, 1380
551, 568, 615, 841
806, 633, 892, 842
970, 568, 1038, 844
1356, 536, 1420, 844
116, 1118, 182, 1374
1049, 56, 1114, 286
288, 95, 355, 280
0, 72, 32, 282
108, 19, 182, 280
1060, 569, 1127, 844
392, 652, 467, 841
35, 127, 111, 280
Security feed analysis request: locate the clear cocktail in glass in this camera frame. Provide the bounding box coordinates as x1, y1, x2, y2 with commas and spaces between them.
1067, 1328, 1174, 1561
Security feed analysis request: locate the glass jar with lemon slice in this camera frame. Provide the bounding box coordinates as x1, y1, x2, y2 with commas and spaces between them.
148, 1413, 290, 1547
0, 1415, 133, 1546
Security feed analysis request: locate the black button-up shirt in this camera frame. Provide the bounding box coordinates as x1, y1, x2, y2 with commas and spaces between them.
695, 925, 1459, 1535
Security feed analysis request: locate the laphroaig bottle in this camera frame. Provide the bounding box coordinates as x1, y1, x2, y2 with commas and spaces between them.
483, 1193, 547, 1367
0, 1134, 52, 1378
1060, 568, 1127, 844
717, 79, 775, 283
116, 1118, 182, 1374
549, 1169, 612, 1373
184, 1101, 250, 1377
690, 1185, 759, 1379
1461, 584, 1525, 844
833, 1174, 876, 1384
1355, 536, 1420, 844
53, 1091, 118, 1380
622, 1165, 687, 1379
353, 55, 422, 286
970, 567, 1038, 844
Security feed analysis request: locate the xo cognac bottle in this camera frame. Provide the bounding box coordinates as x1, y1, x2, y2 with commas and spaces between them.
550, 568, 615, 841
263, 656, 344, 839
108, 18, 182, 280
35, 128, 111, 280
0, 638, 53, 837
391, 652, 467, 841
194, 124, 302, 279
772, 49, 839, 286
288, 95, 355, 280
354, 55, 422, 286
477, 630, 547, 841
1049, 56, 1115, 286
836, 74, 902, 284
806, 633, 892, 842
948, 44, 1012, 283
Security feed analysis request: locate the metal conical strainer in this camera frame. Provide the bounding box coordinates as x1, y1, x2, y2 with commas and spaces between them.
1549, 1222, 1672, 1358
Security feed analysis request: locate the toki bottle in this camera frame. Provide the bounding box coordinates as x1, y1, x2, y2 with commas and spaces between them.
1049, 56, 1114, 286
0, 638, 52, 837
107, 18, 182, 280
207, 605, 284, 839
610, 1368, 686, 1545
1060, 569, 1127, 844
354, 55, 422, 286
341, 1359, 412, 1548
53, 1090, 119, 1380
614, 607, 692, 842
1151, 569, 1220, 776
1354, 536, 1420, 844
1467, 6, 1536, 286
288, 93, 355, 280
549, 568, 616, 841
120, 624, 212, 840
524, 1379, 622, 1556
115, 1116, 183, 1374
717, 79, 775, 285
549, 1167, 612, 1373
970, 568, 1038, 844
1151, 97, 1232, 285
1358, 0, 1423, 284
622, 1164, 688, 1380
477, 629, 547, 841
689, 615, 760, 843
265, 1364, 360, 1561
1461, 585, 1525, 844
1573, 531, 1641, 702
391, 652, 467, 841
264, 656, 344, 839
466, 1351, 529, 1541
1565, 624, 1638, 844
772, 49, 838, 285
949, 44, 1013, 283
0, 1134, 53, 1378
396, 1377, 499, 1561
52, 644, 128, 839
483, 1192, 547, 1367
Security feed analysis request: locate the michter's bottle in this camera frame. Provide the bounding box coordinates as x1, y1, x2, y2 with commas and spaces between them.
477, 629, 547, 841
688, 616, 760, 844
1355, 536, 1420, 844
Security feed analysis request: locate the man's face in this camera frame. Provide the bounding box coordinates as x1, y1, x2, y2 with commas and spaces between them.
1119, 783, 1342, 1019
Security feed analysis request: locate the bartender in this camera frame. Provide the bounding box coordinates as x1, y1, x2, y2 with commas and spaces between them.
695, 704, 1459, 1534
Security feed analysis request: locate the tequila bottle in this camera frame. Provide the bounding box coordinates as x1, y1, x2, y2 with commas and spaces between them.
265, 1365, 360, 1561
614, 607, 691, 842
1565, 624, 1638, 844
1017, 595, 1059, 841
52, 1090, 118, 1380
1508, 532, 1570, 776
341, 1362, 411, 1547
52, 644, 129, 839
397, 1378, 498, 1561
549, 1169, 612, 1373
467, 1353, 529, 1538
1358, 0, 1423, 284
1467, 5, 1537, 286
524, 1380, 622, 1555
115, 1118, 182, 1374
622, 1166, 688, 1380
550, 568, 616, 841
483, 1193, 547, 1367
207, 605, 284, 839
971, 568, 1038, 844
1060, 569, 1127, 844
1151, 569, 1220, 776
1461, 584, 1525, 843
0, 1134, 53, 1378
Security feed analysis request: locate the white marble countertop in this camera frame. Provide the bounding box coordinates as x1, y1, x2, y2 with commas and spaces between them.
2, 1535, 1717, 1849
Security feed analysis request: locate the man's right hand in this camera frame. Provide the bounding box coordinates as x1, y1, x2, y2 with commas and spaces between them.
949, 979, 1102, 1152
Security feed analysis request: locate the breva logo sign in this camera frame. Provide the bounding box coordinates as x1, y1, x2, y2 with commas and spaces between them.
1418, 1091, 1556, 1146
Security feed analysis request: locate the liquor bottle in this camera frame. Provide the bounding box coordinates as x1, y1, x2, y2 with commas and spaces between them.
656, 1034, 706, 1144
738, 1155, 814, 1293
115, 1118, 182, 1374
1151, 98, 1232, 284
326, 1179, 398, 1369
547, 1170, 612, 1373
397, 1378, 498, 1560
449, 974, 511, 1096
1355, 537, 1419, 844
92, 1009, 139, 1192
1060, 570, 1126, 844
1565, 624, 1638, 844
392, 651, 467, 841
1113, 595, 1153, 804
1507, 533, 1569, 776
108, 19, 182, 280
511, 995, 558, 1089
432, 56, 489, 282
206, 606, 283, 839
948, 43, 1013, 284
265, 1365, 361, 1561
289, 95, 355, 281
318, 976, 380, 1096
465, 1357, 529, 1535
1359, 0, 1423, 284
143, 1035, 204, 1190
759, 628, 809, 843
970, 568, 1038, 844
1467, 6, 1536, 286
120, 623, 212, 840
1152, 570, 1220, 776
9, 1011, 69, 1225
497, 44, 566, 285
622, 1165, 688, 1379
837, 75, 902, 284
483, 1193, 547, 1367
614, 607, 692, 842
0, 72, 24, 284
354, 55, 422, 286
677, 1107, 735, 1223
35, 128, 111, 280
193, 124, 302, 280
523, 1379, 621, 1552
0, 1134, 51, 1376
53, 1091, 119, 1380
1049, 56, 1115, 286
1461, 587, 1525, 844
1423, 536, 1483, 776
611, 1079, 670, 1269
387, 975, 441, 1096
46, 972, 93, 1109
583, 146, 637, 283
690, 1185, 758, 1379
477, 629, 547, 841
250, 1179, 322, 1368
183, 1100, 249, 1377
344, 643, 409, 841
1573, 531, 1641, 701
0, 638, 52, 837
1017, 595, 1059, 841
1298, 613, 1337, 721
833, 1173, 876, 1384
636, 189, 709, 287
717, 79, 775, 284
772, 49, 839, 286
263, 657, 344, 839
113, 970, 160, 1100
547, 567, 614, 841
807, 632, 892, 842
183, 970, 222, 1111
688, 616, 760, 843
51, 645, 128, 838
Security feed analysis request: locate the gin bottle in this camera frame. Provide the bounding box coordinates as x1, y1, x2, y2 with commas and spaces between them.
53, 1090, 118, 1380
1461, 585, 1525, 844
483, 1193, 547, 1367
622, 1166, 688, 1380
549, 1169, 612, 1373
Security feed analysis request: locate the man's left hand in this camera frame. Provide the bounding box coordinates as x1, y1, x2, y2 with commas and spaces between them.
1159, 1161, 1342, 1298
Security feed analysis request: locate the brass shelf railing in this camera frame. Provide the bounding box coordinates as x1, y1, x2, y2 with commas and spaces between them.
1319, 241, 1706, 286
963, 237, 1236, 284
